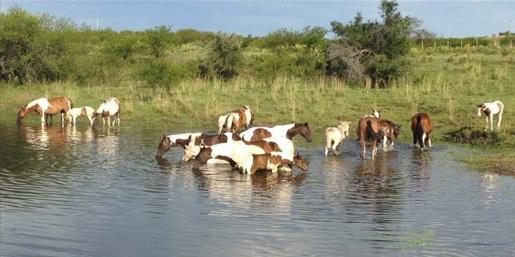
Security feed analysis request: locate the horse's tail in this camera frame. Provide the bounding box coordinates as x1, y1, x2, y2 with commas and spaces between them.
365, 120, 381, 142
497, 101, 504, 115
415, 115, 424, 148
224, 113, 234, 132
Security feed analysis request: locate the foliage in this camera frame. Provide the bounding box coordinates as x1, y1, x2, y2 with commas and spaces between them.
200, 34, 242, 80
145, 25, 173, 58
329, 0, 417, 87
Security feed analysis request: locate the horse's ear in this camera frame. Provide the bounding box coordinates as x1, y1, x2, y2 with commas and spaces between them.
477, 104, 483, 108
304, 122, 308, 126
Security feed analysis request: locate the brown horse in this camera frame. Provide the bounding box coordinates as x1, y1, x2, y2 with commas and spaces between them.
380, 119, 401, 151
218, 105, 254, 133
357, 117, 383, 159
194, 132, 242, 146
250, 153, 309, 174
411, 113, 433, 150
17, 97, 73, 126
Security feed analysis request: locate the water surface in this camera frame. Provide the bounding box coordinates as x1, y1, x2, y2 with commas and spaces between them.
1, 122, 514, 257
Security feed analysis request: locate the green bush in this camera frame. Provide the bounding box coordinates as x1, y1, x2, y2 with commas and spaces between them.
200, 34, 242, 80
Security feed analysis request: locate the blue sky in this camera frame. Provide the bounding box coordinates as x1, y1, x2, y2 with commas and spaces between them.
2, 1, 514, 37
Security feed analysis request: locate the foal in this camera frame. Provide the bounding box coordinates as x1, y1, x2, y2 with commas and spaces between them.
380, 120, 401, 151
477, 100, 504, 131
17, 97, 73, 126
67, 106, 95, 126
357, 117, 383, 159
218, 105, 254, 133
411, 113, 433, 150
324, 121, 351, 156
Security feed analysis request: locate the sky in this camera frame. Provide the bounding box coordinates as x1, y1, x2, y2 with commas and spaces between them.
2, 1, 514, 37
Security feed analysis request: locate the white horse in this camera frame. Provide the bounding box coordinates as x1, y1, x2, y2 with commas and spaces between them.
67, 106, 95, 126
477, 101, 504, 131
93, 97, 120, 127
324, 121, 351, 156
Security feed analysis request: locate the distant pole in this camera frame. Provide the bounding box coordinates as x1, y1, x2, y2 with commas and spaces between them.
447, 20, 452, 48
96, 18, 99, 30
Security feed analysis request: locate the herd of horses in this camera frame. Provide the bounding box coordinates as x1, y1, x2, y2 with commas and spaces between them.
16, 96, 505, 174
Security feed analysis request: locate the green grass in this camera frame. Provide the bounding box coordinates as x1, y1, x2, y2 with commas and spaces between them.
1, 49, 514, 174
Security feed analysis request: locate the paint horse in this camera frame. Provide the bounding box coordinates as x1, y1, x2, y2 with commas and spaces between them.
93, 97, 120, 127
380, 119, 401, 151
249, 152, 309, 174
67, 106, 95, 126
218, 105, 254, 133
363, 109, 381, 118
240, 123, 312, 143
155, 132, 202, 159
411, 113, 433, 150
324, 121, 351, 156
183, 132, 242, 161
477, 100, 504, 131
357, 117, 383, 160
17, 97, 73, 126
192, 141, 266, 173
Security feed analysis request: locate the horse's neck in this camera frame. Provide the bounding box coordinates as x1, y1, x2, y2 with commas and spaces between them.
274, 124, 295, 137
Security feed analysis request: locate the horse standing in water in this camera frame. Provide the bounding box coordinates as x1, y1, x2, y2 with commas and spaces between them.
477, 101, 504, 131
93, 97, 120, 127
218, 105, 254, 133
240, 123, 312, 143
67, 106, 95, 126
357, 117, 383, 159
324, 121, 351, 156
17, 97, 73, 126
411, 113, 433, 150
380, 119, 401, 151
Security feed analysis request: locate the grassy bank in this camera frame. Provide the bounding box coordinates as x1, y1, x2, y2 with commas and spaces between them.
1, 50, 514, 174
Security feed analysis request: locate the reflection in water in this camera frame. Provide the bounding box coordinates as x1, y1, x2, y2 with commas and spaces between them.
2, 123, 515, 257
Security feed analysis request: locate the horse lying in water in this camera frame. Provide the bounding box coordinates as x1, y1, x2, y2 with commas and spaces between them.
17, 97, 73, 126
250, 152, 309, 174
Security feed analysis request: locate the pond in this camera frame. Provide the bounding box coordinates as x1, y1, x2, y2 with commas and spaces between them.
1, 122, 514, 257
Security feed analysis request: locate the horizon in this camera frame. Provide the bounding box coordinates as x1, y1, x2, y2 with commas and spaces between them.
2, 1, 514, 37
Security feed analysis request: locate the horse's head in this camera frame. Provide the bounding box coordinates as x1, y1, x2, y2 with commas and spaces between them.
477, 104, 486, 117
192, 146, 212, 170
156, 135, 172, 158
293, 154, 309, 171
16, 107, 28, 123
371, 109, 381, 118
91, 112, 102, 126
296, 122, 312, 142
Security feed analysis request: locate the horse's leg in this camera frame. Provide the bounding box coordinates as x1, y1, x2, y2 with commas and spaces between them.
324, 137, 332, 156
484, 116, 488, 132
497, 112, 502, 130
372, 141, 377, 160
390, 138, 394, 149
107, 116, 111, 128
421, 133, 427, 150
361, 139, 366, 159
382, 135, 388, 151
334, 140, 342, 156
428, 137, 432, 148
41, 111, 46, 124
489, 115, 494, 132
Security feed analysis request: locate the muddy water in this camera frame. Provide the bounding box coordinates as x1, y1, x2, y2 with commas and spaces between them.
1, 123, 514, 257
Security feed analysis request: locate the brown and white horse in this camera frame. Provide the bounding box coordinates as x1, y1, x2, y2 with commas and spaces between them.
380, 119, 401, 151
240, 123, 312, 143
17, 97, 73, 126
357, 117, 383, 159
477, 100, 504, 131
67, 106, 95, 126
155, 132, 201, 158
218, 105, 254, 133
93, 97, 120, 127
249, 152, 309, 174
411, 113, 433, 150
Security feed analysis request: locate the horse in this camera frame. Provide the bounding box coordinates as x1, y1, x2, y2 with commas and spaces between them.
182, 132, 242, 162
240, 123, 312, 143
217, 105, 254, 133
67, 106, 95, 126
363, 109, 381, 118
411, 113, 433, 150
249, 152, 309, 174
155, 132, 201, 158
192, 141, 266, 173
93, 97, 120, 127
324, 121, 351, 156
477, 101, 504, 131
380, 119, 401, 151
357, 117, 383, 159
17, 97, 73, 126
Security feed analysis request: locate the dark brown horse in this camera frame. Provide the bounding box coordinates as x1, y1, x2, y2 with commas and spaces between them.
411, 113, 433, 150
357, 117, 383, 159
17, 97, 73, 126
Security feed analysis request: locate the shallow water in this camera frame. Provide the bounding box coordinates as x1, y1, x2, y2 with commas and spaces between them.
1, 122, 514, 257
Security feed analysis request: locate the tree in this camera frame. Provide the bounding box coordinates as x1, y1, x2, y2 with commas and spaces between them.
146, 25, 173, 58
329, 0, 417, 87
200, 34, 242, 80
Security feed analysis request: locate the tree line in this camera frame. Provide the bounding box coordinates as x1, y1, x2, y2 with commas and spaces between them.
0, 1, 511, 89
